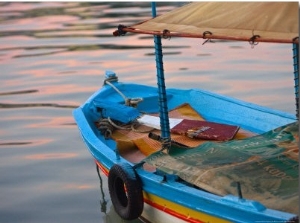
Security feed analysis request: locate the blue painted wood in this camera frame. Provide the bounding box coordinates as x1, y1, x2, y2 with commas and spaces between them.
292, 43, 299, 118
151, 2, 171, 149
151, 2, 156, 17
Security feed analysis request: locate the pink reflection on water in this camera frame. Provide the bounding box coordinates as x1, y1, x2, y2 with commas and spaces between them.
0, 16, 79, 32
0, 2, 71, 12
25, 152, 78, 160
0, 36, 34, 50
39, 84, 98, 95
26, 116, 75, 129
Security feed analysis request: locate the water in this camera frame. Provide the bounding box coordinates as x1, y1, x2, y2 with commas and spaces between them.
0, 2, 296, 223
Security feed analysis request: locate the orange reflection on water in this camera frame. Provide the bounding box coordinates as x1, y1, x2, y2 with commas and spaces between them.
63, 183, 93, 190
25, 152, 78, 160
225, 77, 292, 92
25, 116, 76, 129
39, 83, 98, 95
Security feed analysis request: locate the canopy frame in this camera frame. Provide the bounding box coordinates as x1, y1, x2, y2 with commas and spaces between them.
113, 2, 299, 151
120, 26, 299, 44
117, 2, 299, 45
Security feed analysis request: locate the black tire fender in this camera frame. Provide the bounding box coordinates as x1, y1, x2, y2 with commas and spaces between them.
108, 163, 144, 220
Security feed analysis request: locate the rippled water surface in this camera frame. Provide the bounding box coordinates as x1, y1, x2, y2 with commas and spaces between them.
0, 2, 297, 223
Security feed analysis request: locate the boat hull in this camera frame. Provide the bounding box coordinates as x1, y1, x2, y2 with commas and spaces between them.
73, 80, 297, 223
95, 160, 232, 223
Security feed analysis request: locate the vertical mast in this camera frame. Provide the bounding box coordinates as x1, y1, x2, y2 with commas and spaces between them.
151, 2, 171, 150
292, 42, 299, 119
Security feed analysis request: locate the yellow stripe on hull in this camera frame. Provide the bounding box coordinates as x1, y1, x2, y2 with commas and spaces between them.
143, 192, 231, 223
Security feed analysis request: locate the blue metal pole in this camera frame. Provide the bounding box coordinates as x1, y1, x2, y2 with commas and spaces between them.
151, 2, 171, 150
151, 2, 157, 17
292, 43, 299, 118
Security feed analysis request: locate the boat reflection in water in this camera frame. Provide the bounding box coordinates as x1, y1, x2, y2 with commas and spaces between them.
96, 164, 144, 223
96, 164, 108, 215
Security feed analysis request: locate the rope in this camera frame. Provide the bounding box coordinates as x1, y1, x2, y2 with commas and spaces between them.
104, 76, 127, 103
98, 75, 151, 138
104, 76, 143, 107
96, 117, 154, 139
159, 137, 172, 153
249, 34, 260, 48
162, 29, 171, 40
112, 24, 127, 36
107, 117, 131, 130
202, 31, 213, 45
96, 119, 115, 139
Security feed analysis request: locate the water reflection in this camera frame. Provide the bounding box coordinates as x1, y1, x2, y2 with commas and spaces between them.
96, 164, 142, 223
25, 152, 78, 160
0, 141, 32, 146
0, 102, 77, 108
0, 2, 296, 223
0, 89, 38, 96
96, 164, 108, 214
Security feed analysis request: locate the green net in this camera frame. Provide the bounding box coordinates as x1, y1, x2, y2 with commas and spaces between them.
144, 122, 299, 214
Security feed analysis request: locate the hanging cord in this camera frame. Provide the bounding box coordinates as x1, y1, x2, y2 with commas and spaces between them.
202, 31, 213, 45
162, 29, 171, 40
96, 164, 108, 214
249, 34, 260, 48
103, 76, 127, 103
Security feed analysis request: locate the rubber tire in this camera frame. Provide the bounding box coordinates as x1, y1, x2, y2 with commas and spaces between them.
108, 163, 144, 220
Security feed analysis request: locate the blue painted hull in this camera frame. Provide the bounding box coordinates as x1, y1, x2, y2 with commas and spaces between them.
73, 79, 297, 223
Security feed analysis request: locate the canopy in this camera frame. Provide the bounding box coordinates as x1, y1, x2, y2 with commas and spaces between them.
120, 2, 299, 44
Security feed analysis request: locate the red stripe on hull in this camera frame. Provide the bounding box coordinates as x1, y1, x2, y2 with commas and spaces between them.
95, 160, 109, 176
144, 197, 205, 223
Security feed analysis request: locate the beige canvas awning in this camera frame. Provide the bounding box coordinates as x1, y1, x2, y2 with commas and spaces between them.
120, 2, 299, 44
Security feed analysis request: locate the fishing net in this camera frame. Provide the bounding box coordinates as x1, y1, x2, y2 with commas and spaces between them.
144, 121, 299, 214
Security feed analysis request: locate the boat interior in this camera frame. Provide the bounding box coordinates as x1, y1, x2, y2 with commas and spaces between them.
83, 80, 298, 215
97, 102, 256, 166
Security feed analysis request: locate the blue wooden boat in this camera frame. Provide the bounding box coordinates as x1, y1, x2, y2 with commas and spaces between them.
73, 2, 299, 223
